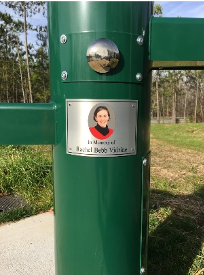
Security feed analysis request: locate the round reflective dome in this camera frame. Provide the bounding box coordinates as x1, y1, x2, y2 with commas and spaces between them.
86, 38, 120, 74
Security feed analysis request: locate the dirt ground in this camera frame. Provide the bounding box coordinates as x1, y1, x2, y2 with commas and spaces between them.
150, 138, 204, 222
151, 139, 204, 191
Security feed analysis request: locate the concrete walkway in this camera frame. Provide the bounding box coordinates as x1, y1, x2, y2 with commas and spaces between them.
0, 212, 55, 275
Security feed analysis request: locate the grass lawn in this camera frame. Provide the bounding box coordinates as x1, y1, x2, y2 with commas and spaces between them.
149, 123, 204, 275
0, 145, 53, 223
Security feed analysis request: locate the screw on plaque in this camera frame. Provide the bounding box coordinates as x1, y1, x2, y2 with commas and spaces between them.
143, 158, 147, 166
61, 71, 68, 80
136, 73, 143, 82
60, 34, 67, 44
141, 267, 145, 274
137, 36, 143, 45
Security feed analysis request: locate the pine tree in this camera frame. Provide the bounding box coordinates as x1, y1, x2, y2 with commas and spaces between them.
2, 1, 46, 103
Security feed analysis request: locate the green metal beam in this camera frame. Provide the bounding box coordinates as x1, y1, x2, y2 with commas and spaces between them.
150, 17, 204, 63
0, 102, 56, 145
152, 61, 204, 70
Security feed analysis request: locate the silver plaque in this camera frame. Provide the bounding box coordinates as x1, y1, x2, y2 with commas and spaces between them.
66, 99, 138, 157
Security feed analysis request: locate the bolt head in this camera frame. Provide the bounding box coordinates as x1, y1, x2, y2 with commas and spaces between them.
143, 158, 147, 166
60, 34, 67, 44
141, 267, 145, 274
136, 73, 143, 82
137, 36, 143, 46
61, 71, 68, 80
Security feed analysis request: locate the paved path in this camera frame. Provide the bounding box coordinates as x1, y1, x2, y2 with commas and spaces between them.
0, 212, 55, 275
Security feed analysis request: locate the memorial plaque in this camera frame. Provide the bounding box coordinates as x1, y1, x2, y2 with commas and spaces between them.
66, 99, 137, 157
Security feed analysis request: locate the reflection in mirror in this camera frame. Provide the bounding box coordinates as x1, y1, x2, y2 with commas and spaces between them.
87, 38, 120, 74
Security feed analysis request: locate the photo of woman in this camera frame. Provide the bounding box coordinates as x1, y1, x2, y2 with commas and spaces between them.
89, 105, 114, 140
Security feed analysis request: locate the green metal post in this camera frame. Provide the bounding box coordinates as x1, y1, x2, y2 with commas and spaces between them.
1, 2, 204, 275
48, 2, 152, 275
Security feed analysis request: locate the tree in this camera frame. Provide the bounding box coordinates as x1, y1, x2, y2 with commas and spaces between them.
15, 35, 26, 103
1, 1, 46, 103
0, 12, 15, 102
154, 4, 163, 17
32, 25, 50, 102
155, 71, 160, 123
152, 3, 163, 123
184, 70, 204, 123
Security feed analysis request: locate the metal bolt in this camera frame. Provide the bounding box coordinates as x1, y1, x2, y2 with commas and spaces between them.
141, 267, 145, 274
132, 104, 135, 108
143, 158, 147, 166
131, 148, 134, 151
61, 71, 68, 80
136, 73, 143, 82
137, 36, 143, 46
60, 34, 67, 44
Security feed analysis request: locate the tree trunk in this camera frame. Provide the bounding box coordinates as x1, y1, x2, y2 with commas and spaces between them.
184, 89, 187, 123
4, 63, 9, 103
166, 98, 169, 117
156, 71, 160, 124
162, 93, 164, 123
12, 59, 15, 102
194, 71, 198, 123
200, 85, 203, 121
23, 2, 33, 103
15, 86, 18, 102
172, 86, 176, 123
16, 44, 26, 103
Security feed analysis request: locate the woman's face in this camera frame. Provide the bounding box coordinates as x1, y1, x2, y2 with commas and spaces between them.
95, 109, 109, 128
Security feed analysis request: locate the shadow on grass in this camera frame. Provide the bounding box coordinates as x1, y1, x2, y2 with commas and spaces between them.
148, 186, 204, 275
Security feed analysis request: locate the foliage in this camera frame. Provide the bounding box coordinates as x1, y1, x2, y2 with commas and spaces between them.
152, 70, 204, 123
0, 145, 53, 223
154, 3, 163, 17
0, 1, 49, 103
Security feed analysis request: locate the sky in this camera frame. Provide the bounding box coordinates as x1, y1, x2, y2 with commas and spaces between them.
154, 1, 204, 18
0, 1, 204, 48
0, 2, 47, 47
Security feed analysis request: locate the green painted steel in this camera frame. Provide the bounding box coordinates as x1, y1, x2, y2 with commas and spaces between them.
150, 17, 204, 61
60, 31, 143, 83
48, 2, 152, 275
0, 102, 56, 145
152, 61, 204, 70
141, 152, 151, 272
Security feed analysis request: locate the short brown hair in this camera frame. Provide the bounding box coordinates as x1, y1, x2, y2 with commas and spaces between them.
93, 106, 110, 122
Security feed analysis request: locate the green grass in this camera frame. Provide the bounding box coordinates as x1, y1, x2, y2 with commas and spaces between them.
151, 123, 204, 152
149, 122, 204, 275
0, 145, 53, 223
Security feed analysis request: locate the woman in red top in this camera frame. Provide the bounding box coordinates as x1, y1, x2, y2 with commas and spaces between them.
89, 106, 114, 140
